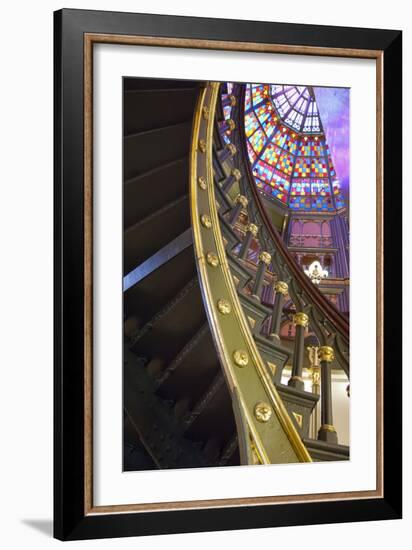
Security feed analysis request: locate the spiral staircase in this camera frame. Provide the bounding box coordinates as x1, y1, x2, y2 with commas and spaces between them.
123, 79, 350, 471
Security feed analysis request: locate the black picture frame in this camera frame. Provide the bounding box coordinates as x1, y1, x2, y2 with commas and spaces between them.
54, 8, 402, 541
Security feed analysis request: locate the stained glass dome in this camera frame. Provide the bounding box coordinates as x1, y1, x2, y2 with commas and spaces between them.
244, 84, 345, 211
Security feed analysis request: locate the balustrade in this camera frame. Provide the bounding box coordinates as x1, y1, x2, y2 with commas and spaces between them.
238, 222, 258, 260
228, 194, 248, 225
222, 94, 237, 108
288, 313, 309, 391
208, 83, 349, 458
222, 168, 242, 193
219, 142, 237, 163
317, 346, 338, 443
220, 118, 236, 134
268, 281, 288, 342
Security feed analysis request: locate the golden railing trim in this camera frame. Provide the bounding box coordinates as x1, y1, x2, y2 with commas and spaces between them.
190, 82, 311, 464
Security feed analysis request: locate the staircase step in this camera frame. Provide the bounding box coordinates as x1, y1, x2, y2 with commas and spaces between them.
276, 384, 319, 439
129, 277, 205, 364
227, 252, 253, 290
124, 345, 210, 469
218, 212, 243, 252
218, 435, 239, 466
124, 121, 193, 180
124, 79, 198, 92
124, 194, 190, 273
123, 414, 157, 471
213, 175, 233, 214
303, 438, 350, 462
124, 157, 188, 229
183, 373, 235, 446
124, 240, 196, 327
155, 324, 220, 407
237, 292, 271, 335
124, 228, 193, 292
253, 333, 291, 384
124, 88, 198, 135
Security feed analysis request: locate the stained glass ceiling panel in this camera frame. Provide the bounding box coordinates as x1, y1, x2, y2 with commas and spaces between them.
243, 83, 346, 212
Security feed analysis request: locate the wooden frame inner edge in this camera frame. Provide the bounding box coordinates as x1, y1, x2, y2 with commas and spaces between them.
83, 32, 384, 515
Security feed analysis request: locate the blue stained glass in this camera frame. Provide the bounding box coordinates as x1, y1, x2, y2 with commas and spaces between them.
261, 143, 281, 166
223, 105, 232, 119
254, 160, 273, 183
242, 82, 345, 212
261, 118, 277, 139
245, 112, 260, 137
249, 127, 266, 154
245, 85, 252, 111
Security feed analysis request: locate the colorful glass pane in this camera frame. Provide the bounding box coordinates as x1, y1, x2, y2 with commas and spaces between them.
249, 127, 266, 154
311, 180, 331, 196
290, 181, 310, 196
276, 150, 294, 176
247, 140, 257, 163
272, 127, 288, 148
243, 82, 345, 212
245, 85, 252, 112
272, 170, 290, 194
311, 158, 328, 177
253, 160, 273, 183
251, 84, 269, 108
245, 111, 260, 137
293, 158, 311, 178
261, 143, 280, 166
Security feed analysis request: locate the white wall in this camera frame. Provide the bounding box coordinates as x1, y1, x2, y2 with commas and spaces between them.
0, 1, 409, 548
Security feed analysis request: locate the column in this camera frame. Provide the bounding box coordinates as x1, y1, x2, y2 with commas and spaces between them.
317, 345, 338, 444
219, 143, 237, 163
228, 194, 248, 225
268, 281, 288, 342
251, 251, 271, 301
307, 346, 321, 439
222, 168, 241, 193
238, 223, 258, 260
288, 312, 309, 391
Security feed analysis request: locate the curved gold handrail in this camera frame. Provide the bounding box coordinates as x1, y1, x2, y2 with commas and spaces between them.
190, 82, 311, 464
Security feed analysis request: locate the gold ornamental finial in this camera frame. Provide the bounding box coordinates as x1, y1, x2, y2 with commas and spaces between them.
236, 194, 248, 208
274, 281, 288, 295
318, 346, 335, 363
259, 251, 272, 265
229, 94, 237, 106
226, 119, 236, 131
231, 168, 241, 181
293, 312, 309, 328
320, 423, 337, 433
247, 223, 258, 237
227, 143, 237, 156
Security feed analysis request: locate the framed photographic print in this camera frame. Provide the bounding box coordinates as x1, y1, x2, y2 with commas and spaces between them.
54, 8, 402, 540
